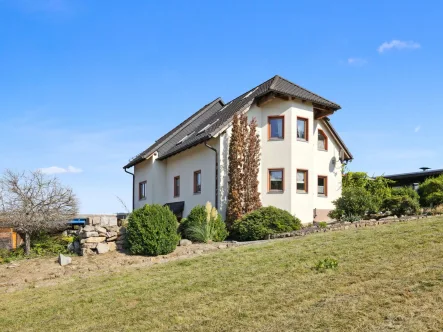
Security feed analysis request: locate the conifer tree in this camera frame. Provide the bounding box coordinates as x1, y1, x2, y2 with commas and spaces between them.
226, 114, 243, 226
244, 117, 261, 213
227, 113, 262, 226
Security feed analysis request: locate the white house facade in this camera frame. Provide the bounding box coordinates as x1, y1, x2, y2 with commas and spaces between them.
124, 75, 352, 224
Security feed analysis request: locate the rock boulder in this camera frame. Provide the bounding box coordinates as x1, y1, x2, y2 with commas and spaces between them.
96, 242, 110, 254
179, 239, 192, 246
58, 254, 72, 266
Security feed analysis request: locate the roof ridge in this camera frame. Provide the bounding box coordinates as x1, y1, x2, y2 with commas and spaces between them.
225, 75, 277, 104
271, 75, 340, 108
269, 74, 281, 90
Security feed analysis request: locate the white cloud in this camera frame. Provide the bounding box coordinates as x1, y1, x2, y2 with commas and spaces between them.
347, 58, 367, 66
378, 40, 421, 53
39, 165, 83, 174
414, 125, 421, 133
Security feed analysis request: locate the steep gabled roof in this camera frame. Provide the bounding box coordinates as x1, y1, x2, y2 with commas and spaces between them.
124, 75, 344, 168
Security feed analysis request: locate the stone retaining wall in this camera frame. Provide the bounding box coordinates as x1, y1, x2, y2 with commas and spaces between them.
67, 225, 126, 256
269, 215, 431, 239
76, 214, 118, 227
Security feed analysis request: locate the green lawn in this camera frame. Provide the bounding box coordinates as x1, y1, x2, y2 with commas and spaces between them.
1, 218, 443, 331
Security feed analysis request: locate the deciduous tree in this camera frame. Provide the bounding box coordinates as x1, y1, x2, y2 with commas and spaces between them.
0, 170, 78, 255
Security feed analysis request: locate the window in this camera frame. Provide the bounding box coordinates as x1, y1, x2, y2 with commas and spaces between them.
318, 176, 327, 196
268, 116, 284, 139
174, 176, 180, 197
193, 170, 201, 193
268, 169, 284, 191
296, 170, 308, 193
318, 129, 328, 151
297, 117, 308, 141
139, 181, 147, 200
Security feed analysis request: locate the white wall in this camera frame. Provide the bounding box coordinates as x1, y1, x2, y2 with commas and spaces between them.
164, 138, 218, 217
246, 98, 344, 223
133, 98, 346, 224
133, 153, 167, 209
313, 121, 343, 212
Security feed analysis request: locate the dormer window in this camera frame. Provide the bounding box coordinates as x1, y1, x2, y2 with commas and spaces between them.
318, 129, 328, 151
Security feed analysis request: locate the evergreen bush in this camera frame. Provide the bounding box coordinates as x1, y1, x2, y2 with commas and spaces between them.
231, 206, 301, 241
126, 204, 179, 256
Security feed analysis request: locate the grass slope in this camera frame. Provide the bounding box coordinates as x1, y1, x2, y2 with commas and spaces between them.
1, 218, 443, 331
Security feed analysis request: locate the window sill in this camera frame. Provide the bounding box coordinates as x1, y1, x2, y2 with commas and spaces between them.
317, 148, 328, 152
268, 190, 284, 194
317, 194, 327, 198
139, 197, 147, 201
296, 191, 308, 194
297, 138, 308, 143
268, 137, 284, 141
193, 192, 201, 195
174, 195, 180, 198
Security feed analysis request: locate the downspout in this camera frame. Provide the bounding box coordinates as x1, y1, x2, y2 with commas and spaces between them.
124, 167, 135, 211
204, 141, 218, 210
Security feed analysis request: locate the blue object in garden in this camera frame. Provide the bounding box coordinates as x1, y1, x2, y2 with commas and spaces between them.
68, 218, 86, 227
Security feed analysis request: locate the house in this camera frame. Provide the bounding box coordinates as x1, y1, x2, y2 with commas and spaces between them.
123, 75, 352, 223
384, 168, 443, 190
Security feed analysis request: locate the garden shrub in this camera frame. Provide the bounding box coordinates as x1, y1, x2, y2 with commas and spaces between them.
126, 204, 180, 256
317, 222, 328, 229
0, 232, 71, 264
231, 206, 301, 241
382, 195, 420, 217
391, 186, 420, 201
343, 172, 392, 211
179, 202, 228, 243
418, 174, 443, 208
340, 213, 361, 223
329, 187, 378, 221
30, 232, 71, 256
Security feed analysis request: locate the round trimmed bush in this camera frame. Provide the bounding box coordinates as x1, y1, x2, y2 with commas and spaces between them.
126, 204, 180, 256
179, 204, 228, 242
231, 206, 301, 241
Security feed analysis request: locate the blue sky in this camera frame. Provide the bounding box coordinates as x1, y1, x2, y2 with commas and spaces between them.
1, 0, 442, 213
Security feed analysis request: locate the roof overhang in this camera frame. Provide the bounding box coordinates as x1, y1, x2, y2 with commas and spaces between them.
255, 91, 341, 112
123, 151, 156, 169
322, 118, 353, 161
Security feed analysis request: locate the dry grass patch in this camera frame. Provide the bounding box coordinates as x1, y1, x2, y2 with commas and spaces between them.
1, 218, 443, 331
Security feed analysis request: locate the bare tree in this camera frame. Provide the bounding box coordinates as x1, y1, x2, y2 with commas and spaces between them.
0, 170, 78, 255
